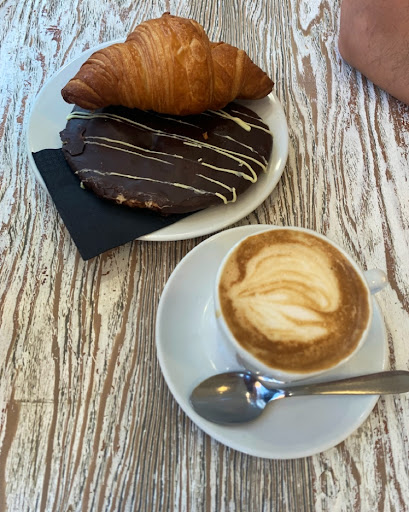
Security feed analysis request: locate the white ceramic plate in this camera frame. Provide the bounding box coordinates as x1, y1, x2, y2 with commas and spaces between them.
156, 225, 388, 459
26, 40, 289, 242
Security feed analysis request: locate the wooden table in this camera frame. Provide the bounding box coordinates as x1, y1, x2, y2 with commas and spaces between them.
1, 0, 409, 510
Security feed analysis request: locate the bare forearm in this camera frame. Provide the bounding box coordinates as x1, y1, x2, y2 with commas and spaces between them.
339, 0, 409, 104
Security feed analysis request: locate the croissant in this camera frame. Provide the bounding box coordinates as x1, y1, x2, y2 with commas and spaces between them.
61, 13, 274, 115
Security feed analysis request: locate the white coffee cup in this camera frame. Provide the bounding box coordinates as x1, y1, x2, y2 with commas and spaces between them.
214, 226, 387, 382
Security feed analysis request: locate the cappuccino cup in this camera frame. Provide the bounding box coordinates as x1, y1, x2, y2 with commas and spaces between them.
214, 227, 387, 382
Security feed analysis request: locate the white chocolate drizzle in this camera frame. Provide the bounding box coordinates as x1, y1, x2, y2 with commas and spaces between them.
230, 109, 274, 135
84, 136, 175, 165
182, 141, 258, 182
217, 135, 268, 165
230, 108, 261, 120
84, 136, 258, 183
77, 169, 235, 204
66, 107, 271, 205
148, 112, 201, 129
67, 111, 267, 172
207, 110, 252, 131
197, 174, 237, 203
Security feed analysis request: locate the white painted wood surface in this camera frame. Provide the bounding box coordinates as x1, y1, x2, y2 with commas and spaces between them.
1, 0, 409, 510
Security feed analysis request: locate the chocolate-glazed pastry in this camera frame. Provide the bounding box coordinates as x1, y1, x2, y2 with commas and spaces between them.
60, 102, 273, 214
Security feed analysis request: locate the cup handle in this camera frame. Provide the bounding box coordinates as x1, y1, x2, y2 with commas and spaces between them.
364, 269, 388, 294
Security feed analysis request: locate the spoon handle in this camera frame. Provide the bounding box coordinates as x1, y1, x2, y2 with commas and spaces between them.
282, 371, 409, 397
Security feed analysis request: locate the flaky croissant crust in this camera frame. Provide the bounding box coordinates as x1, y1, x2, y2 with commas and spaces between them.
61, 13, 274, 115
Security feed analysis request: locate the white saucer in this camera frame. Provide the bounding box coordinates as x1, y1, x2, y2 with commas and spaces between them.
156, 225, 388, 459
26, 40, 289, 242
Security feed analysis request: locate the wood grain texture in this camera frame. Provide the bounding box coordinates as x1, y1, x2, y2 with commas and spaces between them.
1, 0, 409, 510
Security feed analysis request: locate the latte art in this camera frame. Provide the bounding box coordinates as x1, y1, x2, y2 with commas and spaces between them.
218, 230, 371, 372
234, 244, 341, 342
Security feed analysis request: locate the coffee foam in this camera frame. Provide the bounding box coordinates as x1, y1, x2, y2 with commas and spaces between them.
218, 230, 370, 373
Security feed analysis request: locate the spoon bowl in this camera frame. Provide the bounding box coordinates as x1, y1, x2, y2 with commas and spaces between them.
190, 370, 409, 425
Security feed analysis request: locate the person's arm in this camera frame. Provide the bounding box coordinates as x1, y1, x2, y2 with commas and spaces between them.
338, 0, 409, 104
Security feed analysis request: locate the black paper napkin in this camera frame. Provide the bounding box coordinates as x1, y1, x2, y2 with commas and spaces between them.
32, 149, 190, 260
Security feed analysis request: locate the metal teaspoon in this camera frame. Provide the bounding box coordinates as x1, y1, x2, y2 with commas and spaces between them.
189, 370, 409, 425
